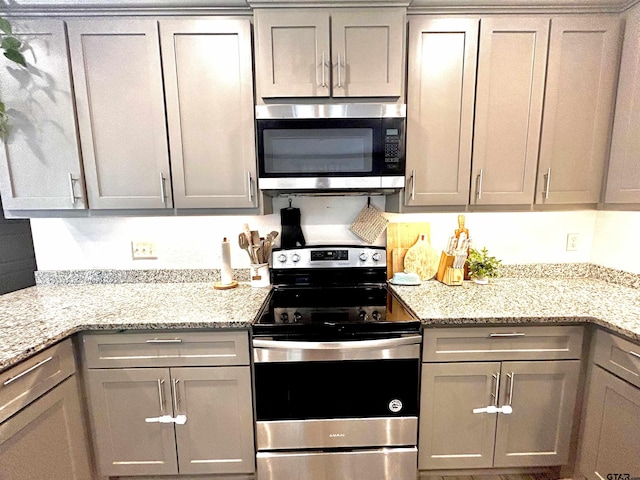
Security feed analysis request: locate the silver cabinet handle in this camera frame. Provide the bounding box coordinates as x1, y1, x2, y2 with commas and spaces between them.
159, 173, 167, 205
629, 350, 640, 359
337, 52, 343, 88
3, 356, 53, 386
489, 333, 526, 338
157, 379, 166, 414
543, 167, 551, 200
410, 170, 415, 201
321, 51, 327, 88
477, 169, 484, 200
505, 372, 515, 406
247, 171, 253, 202
491, 372, 500, 407
146, 338, 182, 344
172, 379, 181, 415
68, 173, 82, 205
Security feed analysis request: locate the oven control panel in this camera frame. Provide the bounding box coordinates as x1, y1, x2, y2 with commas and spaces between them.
273, 246, 386, 269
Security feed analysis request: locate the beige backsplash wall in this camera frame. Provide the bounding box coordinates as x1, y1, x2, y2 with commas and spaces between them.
28, 196, 636, 274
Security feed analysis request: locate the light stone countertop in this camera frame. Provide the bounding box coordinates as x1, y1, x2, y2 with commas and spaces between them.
1, 276, 640, 373
389, 278, 640, 342
0, 282, 270, 372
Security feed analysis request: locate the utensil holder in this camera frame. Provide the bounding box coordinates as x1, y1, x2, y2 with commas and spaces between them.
436, 251, 464, 286
250, 263, 270, 288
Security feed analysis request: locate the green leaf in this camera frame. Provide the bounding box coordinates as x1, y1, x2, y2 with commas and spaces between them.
3, 48, 26, 67
0, 18, 12, 35
0, 101, 5, 113
1, 36, 21, 51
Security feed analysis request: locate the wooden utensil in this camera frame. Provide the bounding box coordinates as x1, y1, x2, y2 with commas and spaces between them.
238, 233, 252, 262
403, 233, 440, 280
386, 222, 431, 279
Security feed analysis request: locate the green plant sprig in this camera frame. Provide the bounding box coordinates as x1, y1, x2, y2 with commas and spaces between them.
466, 247, 502, 279
0, 17, 27, 140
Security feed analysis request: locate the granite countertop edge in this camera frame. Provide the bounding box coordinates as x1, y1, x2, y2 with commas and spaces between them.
2, 276, 640, 373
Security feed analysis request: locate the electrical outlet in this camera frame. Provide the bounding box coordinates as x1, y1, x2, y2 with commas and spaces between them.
566, 233, 579, 252
132, 241, 157, 259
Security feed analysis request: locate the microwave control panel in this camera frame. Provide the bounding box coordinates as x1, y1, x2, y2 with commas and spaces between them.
383, 120, 404, 172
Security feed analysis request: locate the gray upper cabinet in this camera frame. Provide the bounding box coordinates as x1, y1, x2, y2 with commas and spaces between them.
405, 17, 478, 206
255, 9, 330, 98
159, 18, 257, 208
254, 8, 405, 100
536, 15, 621, 205
67, 18, 173, 209
605, 4, 640, 204
471, 17, 549, 206
0, 19, 85, 211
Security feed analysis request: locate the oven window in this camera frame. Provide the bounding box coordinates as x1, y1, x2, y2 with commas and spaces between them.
263, 128, 373, 174
254, 359, 419, 421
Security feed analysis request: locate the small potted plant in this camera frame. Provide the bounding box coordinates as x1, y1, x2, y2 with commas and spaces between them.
466, 247, 501, 284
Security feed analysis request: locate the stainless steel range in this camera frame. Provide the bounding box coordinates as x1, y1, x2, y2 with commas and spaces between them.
252, 245, 420, 480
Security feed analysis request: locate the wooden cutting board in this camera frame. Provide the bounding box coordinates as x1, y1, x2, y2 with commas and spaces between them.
403, 233, 440, 280
386, 223, 431, 279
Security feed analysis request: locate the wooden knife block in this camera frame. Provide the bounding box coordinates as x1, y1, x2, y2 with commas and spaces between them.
436, 251, 464, 286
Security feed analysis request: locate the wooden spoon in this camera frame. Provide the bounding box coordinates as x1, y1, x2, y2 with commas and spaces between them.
238, 233, 253, 262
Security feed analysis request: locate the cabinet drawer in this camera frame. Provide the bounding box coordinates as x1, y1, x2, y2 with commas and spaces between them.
82, 330, 250, 368
422, 326, 584, 362
593, 329, 640, 389
0, 338, 76, 423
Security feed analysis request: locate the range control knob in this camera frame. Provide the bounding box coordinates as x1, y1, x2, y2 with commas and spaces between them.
278, 253, 287, 263
293, 312, 302, 323
358, 310, 369, 322
359, 252, 368, 261
291, 253, 301, 263
280, 312, 289, 323
372, 311, 381, 321
372, 252, 382, 262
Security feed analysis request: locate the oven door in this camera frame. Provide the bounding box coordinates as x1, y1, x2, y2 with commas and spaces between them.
253, 335, 420, 451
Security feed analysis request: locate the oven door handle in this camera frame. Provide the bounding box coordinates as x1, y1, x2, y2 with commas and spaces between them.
253, 335, 421, 351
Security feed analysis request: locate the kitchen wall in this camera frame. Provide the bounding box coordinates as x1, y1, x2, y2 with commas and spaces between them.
31, 195, 629, 273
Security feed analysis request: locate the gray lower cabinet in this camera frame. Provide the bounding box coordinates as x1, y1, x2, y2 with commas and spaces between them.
419, 360, 580, 470
82, 330, 255, 478
0, 339, 93, 480
578, 329, 640, 478
0, 376, 94, 480
419, 326, 583, 471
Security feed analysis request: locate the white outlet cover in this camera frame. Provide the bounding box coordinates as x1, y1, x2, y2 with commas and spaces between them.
566, 233, 579, 252
132, 241, 157, 259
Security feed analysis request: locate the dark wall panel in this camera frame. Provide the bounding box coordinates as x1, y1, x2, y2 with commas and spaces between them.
0, 196, 37, 294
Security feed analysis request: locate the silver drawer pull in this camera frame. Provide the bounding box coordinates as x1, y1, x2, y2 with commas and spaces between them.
629, 350, 640, 360
3, 356, 53, 386
489, 333, 526, 338
146, 338, 183, 344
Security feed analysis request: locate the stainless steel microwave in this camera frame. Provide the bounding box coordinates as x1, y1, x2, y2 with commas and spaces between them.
256, 104, 406, 193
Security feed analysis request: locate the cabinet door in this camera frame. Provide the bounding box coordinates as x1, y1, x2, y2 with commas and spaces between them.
471, 17, 549, 205
579, 366, 640, 479
605, 5, 640, 204
493, 360, 580, 467
160, 18, 257, 208
418, 362, 499, 470
0, 19, 85, 210
536, 16, 621, 205
406, 17, 478, 206
331, 8, 405, 98
173, 366, 255, 475
255, 9, 330, 99
0, 376, 93, 480
85, 368, 178, 476
67, 18, 172, 209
